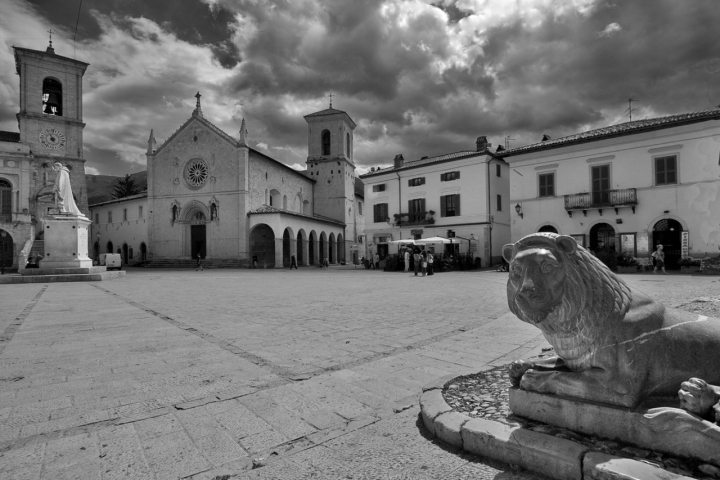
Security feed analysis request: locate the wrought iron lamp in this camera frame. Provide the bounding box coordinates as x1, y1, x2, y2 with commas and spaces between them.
515, 203, 523, 219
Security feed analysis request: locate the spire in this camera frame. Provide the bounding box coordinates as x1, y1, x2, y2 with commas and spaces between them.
239, 118, 248, 145
46, 28, 55, 54
328, 93, 334, 108
147, 129, 157, 154
193, 91, 203, 118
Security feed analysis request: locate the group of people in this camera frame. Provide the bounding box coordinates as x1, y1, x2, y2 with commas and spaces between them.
403, 248, 434, 277
361, 254, 380, 270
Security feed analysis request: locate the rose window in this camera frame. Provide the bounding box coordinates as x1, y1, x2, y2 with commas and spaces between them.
184, 159, 208, 189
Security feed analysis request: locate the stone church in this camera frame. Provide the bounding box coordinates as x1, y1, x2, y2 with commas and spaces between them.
0, 41, 90, 270
90, 95, 365, 268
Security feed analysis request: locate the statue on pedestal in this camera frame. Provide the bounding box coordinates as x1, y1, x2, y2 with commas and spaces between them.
52, 162, 82, 216
503, 233, 720, 423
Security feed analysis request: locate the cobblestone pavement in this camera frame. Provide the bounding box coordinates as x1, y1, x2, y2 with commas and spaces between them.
0, 268, 717, 479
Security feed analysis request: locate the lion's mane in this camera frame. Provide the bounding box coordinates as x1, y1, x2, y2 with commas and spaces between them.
507, 233, 632, 370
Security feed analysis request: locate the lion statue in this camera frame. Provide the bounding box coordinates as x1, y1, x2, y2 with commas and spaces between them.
504, 233, 720, 421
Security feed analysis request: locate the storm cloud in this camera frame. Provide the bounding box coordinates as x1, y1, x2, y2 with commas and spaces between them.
1, 0, 719, 176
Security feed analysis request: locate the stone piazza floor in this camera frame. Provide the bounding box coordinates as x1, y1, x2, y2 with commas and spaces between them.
0, 267, 718, 480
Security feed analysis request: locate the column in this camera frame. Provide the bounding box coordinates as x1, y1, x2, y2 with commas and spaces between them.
274, 238, 283, 268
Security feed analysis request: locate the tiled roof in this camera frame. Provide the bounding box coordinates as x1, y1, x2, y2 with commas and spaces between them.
247, 205, 345, 225
89, 192, 148, 208
498, 109, 720, 157
303, 108, 348, 118
0, 131, 20, 143
360, 150, 484, 178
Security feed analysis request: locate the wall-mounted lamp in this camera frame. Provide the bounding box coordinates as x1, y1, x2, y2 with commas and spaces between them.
515, 203, 523, 219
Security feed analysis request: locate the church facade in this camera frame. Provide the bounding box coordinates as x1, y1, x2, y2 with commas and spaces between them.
0, 42, 90, 270
90, 97, 365, 268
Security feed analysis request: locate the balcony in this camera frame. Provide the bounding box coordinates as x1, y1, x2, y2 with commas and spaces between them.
393, 211, 436, 226
564, 188, 637, 217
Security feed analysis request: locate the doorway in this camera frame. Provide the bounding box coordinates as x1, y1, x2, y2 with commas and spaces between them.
191, 225, 206, 259
122, 243, 129, 265
590, 223, 616, 252
0, 230, 12, 270
653, 219, 682, 269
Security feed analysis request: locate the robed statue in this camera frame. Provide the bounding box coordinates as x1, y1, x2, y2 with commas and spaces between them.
52, 162, 82, 215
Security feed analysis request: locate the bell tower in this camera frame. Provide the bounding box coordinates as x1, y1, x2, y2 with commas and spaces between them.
14, 39, 90, 216
304, 105, 356, 225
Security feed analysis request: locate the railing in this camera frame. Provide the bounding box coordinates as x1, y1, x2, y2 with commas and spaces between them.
564, 188, 637, 210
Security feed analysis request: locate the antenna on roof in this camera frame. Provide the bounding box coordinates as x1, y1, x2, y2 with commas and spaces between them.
504, 135, 515, 149
625, 98, 638, 121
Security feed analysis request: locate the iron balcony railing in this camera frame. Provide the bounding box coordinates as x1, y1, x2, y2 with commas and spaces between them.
564, 188, 638, 211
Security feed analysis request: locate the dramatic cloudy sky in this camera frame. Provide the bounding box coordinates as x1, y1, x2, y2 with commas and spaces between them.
1, 0, 719, 176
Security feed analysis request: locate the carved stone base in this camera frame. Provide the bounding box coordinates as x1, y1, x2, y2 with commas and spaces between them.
509, 387, 720, 467
38, 214, 92, 269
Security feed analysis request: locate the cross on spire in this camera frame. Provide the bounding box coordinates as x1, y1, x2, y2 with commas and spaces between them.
46, 28, 56, 54
328, 93, 334, 108
193, 91, 204, 118
48, 29, 54, 46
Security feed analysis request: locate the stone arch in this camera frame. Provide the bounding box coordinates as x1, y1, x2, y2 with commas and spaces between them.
337, 233, 344, 263
537, 224, 560, 234
319, 232, 328, 264
652, 218, 683, 269
589, 222, 616, 252
107, 241, 114, 254
646, 214, 689, 234
269, 189, 281, 207
297, 229, 307, 266
250, 223, 276, 268
179, 200, 210, 222
308, 230, 317, 265
328, 232, 336, 263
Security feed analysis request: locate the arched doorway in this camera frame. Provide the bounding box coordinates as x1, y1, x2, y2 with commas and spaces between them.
250, 224, 275, 268
296, 231, 304, 265
589, 223, 616, 253
319, 233, 327, 264
122, 243, 129, 265
337, 233, 344, 263
190, 211, 207, 259
309, 232, 316, 265
107, 241, 114, 254
329, 233, 335, 264
0, 229, 13, 271
140, 242, 147, 261
653, 219, 682, 269
283, 229, 291, 267
538, 225, 558, 234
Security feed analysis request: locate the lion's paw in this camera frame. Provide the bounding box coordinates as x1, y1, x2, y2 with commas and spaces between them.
678, 377, 720, 416
509, 360, 534, 387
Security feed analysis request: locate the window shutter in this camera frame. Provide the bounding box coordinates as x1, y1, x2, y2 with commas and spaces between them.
408, 200, 412, 214
421, 177, 425, 185
440, 196, 446, 217
456, 171, 460, 180
440, 173, 445, 182
455, 194, 460, 216
420, 198, 426, 212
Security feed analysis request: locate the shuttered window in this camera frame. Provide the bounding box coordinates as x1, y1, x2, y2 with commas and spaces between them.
408, 177, 425, 187
655, 156, 677, 185
538, 173, 555, 197
373, 203, 388, 223
408, 198, 426, 222
440, 171, 460, 181
440, 194, 460, 217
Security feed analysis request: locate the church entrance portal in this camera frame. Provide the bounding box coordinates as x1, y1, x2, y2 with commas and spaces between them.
250, 224, 275, 268
653, 219, 682, 269
190, 211, 207, 259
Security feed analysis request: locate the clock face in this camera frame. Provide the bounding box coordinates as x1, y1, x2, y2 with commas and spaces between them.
39, 128, 66, 150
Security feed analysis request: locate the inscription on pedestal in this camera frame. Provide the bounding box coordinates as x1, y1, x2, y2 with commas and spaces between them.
78, 228, 88, 256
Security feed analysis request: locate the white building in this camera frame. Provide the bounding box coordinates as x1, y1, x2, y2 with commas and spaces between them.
499, 109, 720, 269
360, 137, 510, 267
89, 192, 148, 265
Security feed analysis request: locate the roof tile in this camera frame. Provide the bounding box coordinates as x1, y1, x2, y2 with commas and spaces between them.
0, 131, 20, 143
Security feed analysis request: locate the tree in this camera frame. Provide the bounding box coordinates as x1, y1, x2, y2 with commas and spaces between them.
111, 174, 140, 199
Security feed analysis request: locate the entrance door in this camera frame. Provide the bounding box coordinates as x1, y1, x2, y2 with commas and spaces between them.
653, 219, 682, 269
191, 225, 206, 259
0, 230, 12, 270
377, 244, 388, 260
591, 165, 610, 206
590, 223, 616, 252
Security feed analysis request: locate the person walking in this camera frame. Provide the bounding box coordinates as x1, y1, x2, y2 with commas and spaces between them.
421, 251, 428, 277
404, 249, 410, 272
374, 253, 380, 270
652, 244, 667, 274
413, 249, 421, 276
290, 255, 298, 270
196, 252, 203, 271
427, 251, 434, 276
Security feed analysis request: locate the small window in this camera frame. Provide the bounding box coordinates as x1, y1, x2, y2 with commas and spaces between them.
655, 155, 677, 185
108, 211, 112, 223
372, 184, 386, 192
373, 203, 388, 223
123, 209, 127, 221
358, 202, 363, 215
497, 194, 502, 211
538, 172, 555, 197
440, 194, 460, 217
440, 171, 460, 182
496, 164, 501, 177
322, 130, 331, 155
139, 206, 143, 218
408, 177, 425, 187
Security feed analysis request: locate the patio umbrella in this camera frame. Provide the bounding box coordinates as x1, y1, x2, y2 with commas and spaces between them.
414, 236, 454, 244
389, 238, 416, 244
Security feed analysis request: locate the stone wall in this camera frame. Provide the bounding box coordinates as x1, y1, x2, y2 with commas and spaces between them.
248, 151, 314, 213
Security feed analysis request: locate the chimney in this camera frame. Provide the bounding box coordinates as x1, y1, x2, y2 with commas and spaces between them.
476, 136, 489, 151
394, 154, 404, 169
542, 134, 551, 142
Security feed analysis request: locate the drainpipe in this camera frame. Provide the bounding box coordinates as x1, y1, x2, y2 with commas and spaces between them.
396, 171, 402, 242
486, 157, 493, 267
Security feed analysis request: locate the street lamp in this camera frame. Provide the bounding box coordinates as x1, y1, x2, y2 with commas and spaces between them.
515, 203, 524, 219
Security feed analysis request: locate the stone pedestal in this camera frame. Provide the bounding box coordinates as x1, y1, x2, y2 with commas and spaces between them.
38, 214, 93, 269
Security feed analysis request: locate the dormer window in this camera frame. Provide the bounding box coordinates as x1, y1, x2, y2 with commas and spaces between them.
42, 78, 62, 116
322, 130, 331, 155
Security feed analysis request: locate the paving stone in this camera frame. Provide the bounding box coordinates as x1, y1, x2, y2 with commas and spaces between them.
584, 451, 694, 480
434, 411, 470, 448
193, 430, 248, 467
139, 430, 210, 480
419, 389, 452, 435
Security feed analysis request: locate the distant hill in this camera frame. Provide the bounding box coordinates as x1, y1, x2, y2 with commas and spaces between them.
86, 171, 147, 205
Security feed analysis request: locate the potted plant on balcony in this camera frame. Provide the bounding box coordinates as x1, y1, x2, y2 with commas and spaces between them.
616, 251, 638, 273
679, 256, 701, 274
